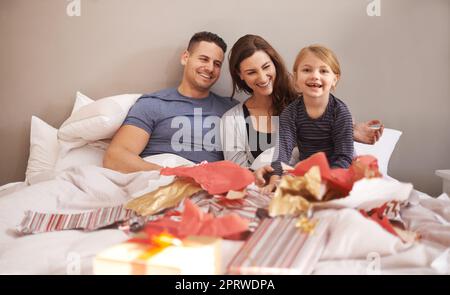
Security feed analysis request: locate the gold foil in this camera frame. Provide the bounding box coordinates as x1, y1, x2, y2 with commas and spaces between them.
268, 193, 311, 217
269, 166, 325, 218
274, 166, 323, 201
295, 217, 317, 234
126, 178, 202, 216
303, 166, 322, 200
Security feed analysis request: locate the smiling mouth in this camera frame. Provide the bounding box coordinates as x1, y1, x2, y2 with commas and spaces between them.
256, 80, 272, 88
306, 82, 322, 88
199, 72, 213, 80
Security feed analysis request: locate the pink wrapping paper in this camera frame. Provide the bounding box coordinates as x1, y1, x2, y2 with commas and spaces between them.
133, 199, 250, 243
160, 161, 255, 195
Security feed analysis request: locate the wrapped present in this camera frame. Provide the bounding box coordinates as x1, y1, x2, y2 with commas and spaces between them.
17, 205, 137, 234
227, 216, 329, 275
93, 235, 221, 275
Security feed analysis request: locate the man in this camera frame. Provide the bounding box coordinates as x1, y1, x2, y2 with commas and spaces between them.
103, 31, 383, 173
103, 32, 237, 173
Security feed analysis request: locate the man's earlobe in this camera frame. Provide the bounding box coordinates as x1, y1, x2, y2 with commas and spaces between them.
181, 51, 189, 66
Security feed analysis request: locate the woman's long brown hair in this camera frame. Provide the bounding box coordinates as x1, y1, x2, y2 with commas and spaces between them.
228, 34, 298, 116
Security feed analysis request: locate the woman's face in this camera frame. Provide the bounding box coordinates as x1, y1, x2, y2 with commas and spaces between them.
295, 51, 337, 100
238, 50, 277, 97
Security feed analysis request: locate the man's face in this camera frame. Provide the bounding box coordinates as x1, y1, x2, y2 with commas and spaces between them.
181, 41, 224, 92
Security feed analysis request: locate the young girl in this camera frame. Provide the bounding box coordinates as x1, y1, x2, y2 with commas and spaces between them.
269, 45, 354, 178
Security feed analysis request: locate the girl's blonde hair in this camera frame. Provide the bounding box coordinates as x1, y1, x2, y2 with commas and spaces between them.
293, 45, 341, 90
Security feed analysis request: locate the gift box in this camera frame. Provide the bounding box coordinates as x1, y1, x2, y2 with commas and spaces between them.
227, 216, 329, 275
93, 235, 221, 275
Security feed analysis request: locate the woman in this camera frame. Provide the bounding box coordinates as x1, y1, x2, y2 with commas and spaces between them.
220, 34, 383, 170
220, 34, 297, 169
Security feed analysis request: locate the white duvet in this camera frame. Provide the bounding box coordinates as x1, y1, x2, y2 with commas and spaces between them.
0, 163, 449, 275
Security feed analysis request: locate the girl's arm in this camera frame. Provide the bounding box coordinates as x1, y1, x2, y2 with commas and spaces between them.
271, 102, 299, 176
331, 102, 354, 168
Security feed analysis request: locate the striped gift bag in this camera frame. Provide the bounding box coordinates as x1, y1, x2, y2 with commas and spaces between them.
227, 216, 329, 275
16, 205, 162, 234
16, 187, 272, 235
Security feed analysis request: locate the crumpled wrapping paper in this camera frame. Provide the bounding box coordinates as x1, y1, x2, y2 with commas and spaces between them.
287, 152, 381, 197
269, 152, 415, 240
314, 178, 413, 211
126, 178, 202, 216
269, 166, 321, 217
134, 198, 250, 240
160, 160, 255, 195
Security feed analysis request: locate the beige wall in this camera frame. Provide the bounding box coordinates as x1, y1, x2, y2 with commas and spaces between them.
1, 0, 449, 196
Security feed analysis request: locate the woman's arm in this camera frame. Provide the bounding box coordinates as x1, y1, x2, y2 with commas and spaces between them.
220, 112, 251, 167
353, 120, 384, 144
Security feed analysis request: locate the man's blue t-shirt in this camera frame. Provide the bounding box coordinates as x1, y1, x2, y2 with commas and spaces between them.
123, 88, 238, 163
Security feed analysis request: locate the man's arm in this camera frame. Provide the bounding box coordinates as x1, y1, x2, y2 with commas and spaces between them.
103, 125, 162, 173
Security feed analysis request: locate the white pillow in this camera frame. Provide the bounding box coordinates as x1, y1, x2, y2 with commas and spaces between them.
143, 154, 195, 168
25, 93, 101, 185
58, 92, 141, 143
354, 128, 402, 176
25, 116, 59, 184
252, 128, 402, 176
250, 147, 299, 171
71, 91, 94, 114
250, 147, 275, 171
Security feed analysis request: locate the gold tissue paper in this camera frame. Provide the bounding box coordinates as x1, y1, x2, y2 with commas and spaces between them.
126, 178, 202, 216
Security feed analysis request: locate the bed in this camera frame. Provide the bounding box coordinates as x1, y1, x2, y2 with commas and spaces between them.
0, 92, 449, 275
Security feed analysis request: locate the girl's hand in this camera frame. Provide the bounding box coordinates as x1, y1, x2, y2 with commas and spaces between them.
254, 165, 274, 186
261, 175, 280, 195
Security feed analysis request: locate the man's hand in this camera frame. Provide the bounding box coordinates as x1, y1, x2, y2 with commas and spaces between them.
354, 120, 384, 144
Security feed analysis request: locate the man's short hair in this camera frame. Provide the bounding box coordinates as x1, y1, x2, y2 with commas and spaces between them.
187, 31, 227, 53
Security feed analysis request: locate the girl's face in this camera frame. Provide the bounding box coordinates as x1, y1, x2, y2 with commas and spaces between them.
295, 51, 338, 100
239, 50, 277, 97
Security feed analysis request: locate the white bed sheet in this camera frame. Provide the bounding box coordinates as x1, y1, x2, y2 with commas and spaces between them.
0, 182, 27, 198
0, 167, 449, 275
